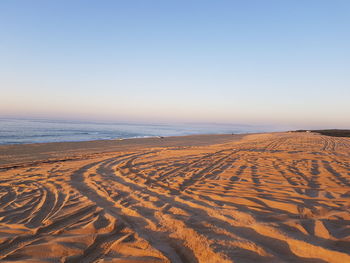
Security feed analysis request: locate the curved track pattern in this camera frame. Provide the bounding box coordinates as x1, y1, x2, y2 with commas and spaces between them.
0, 133, 349, 262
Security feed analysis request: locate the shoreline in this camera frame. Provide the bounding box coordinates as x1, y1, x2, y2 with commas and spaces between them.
0, 133, 248, 167
0, 132, 249, 146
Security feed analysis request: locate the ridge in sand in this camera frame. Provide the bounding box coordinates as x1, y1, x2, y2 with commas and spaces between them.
0, 132, 349, 262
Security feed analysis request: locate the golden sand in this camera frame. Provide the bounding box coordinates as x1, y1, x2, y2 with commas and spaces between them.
0, 132, 349, 262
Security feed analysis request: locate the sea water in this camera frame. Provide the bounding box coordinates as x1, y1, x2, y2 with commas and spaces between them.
0, 118, 269, 145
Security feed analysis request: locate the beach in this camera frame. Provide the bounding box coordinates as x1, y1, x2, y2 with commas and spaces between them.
0, 132, 349, 262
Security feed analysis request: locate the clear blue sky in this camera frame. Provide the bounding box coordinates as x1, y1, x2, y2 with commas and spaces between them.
1, 0, 349, 128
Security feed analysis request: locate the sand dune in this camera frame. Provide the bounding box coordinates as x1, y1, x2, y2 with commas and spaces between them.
0, 132, 349, 262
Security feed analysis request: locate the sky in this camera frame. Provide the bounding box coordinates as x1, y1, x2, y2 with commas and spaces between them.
1, 0, 349, 129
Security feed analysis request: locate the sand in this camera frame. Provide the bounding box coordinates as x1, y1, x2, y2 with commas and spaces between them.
0, 132, 349, 262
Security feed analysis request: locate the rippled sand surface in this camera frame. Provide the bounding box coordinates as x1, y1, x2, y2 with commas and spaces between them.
0, 133, 349, 262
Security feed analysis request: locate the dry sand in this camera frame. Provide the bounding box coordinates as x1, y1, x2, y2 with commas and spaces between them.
0, 132, 349, 262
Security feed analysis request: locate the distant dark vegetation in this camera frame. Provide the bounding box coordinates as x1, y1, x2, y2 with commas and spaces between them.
293, 129, 350, 138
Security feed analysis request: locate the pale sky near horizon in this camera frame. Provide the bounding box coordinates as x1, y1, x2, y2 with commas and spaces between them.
1, 0, 349, 129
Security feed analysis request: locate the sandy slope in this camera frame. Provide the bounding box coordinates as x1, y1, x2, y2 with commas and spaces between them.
0, 132, 349, 262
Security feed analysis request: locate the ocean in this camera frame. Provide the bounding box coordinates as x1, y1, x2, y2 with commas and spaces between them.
0, 118, 270, 145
